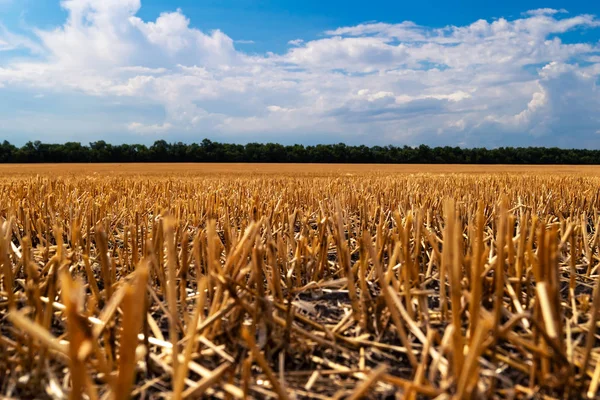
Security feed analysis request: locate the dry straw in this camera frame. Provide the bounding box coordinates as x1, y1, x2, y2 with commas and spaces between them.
0, 165, 599, 398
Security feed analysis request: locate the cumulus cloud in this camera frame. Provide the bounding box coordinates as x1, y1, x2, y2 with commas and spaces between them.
502, 62, 600, 144
0, 1, 599, 146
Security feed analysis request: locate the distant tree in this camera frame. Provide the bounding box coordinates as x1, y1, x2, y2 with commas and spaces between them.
0, 141, 16, 163
149, 140, 167, 162
0, 139, 599, 164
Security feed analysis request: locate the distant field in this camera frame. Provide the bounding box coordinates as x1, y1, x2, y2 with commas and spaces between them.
1, 162, 600, 176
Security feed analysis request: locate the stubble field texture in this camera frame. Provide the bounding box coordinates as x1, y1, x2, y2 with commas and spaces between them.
1, 163, 600, 399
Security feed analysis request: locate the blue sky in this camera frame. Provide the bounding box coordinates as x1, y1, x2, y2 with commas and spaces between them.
1, 0, 600, 147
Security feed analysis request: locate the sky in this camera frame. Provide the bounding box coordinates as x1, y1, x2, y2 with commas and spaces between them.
0, 1, 599, 147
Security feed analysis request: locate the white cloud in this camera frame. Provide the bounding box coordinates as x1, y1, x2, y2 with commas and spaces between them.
0, 24, 43, 53
129, 9, 237, 65
325, 21, 426, 42
127, 121, 173, 134
516, 62, 599, 136
523, 8, 568, 17
118, 66, 168, 74
0, 1, 599, 146
267, 105, 292, 112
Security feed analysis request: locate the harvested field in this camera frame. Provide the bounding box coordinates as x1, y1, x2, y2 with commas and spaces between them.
1, 163, 600, 176
1, 164, 600, 399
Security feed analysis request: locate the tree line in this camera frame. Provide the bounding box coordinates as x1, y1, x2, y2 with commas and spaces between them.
1, 139, 600, 164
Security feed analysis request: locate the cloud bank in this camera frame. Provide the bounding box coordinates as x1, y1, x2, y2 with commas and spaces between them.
0, 2, 599, 146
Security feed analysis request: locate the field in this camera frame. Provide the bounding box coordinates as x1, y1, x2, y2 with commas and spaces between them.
1, 163, 600, 399
1, 163, 600, 176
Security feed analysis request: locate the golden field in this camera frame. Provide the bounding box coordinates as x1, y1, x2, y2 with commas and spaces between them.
1, 163, 600, 176
1, 163, 600, 399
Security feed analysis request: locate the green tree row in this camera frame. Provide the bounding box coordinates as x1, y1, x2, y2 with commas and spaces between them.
1, 139, 600, 164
